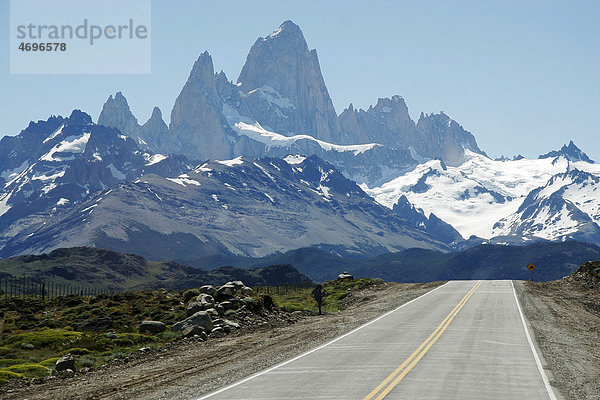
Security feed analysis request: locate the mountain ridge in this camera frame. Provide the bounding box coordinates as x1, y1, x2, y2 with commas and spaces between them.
97, 20, 486, 184
0, 246, 312, 291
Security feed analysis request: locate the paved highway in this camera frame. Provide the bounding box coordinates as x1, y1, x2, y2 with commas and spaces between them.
197, 280, 558, 400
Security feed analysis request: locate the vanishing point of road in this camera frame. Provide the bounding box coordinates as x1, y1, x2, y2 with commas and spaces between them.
197, 280, 558, 400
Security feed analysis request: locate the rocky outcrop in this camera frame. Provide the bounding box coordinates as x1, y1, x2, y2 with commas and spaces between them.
414, 112, 483, 166
98, 92, 142, 144
339, 97, 484, 166
339, 96, 415, 147
98, 93, 169, 154
169, 51, 233, 161
140, 107, 169, 152
538, 141, 594, 163
392, 195, 463, 244
237, 20, 341, 143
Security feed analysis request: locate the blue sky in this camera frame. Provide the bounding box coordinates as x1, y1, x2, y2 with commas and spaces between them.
1, 0, 599, 160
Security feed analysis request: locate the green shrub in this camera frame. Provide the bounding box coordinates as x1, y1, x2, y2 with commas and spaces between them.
20, 342, 35, 350
39, 357, 60, 367
159, 330, 179, 341
0, 359, 28, 368
79, 356, 96, 368
64, 347, 90, 355
112, 338, 134, 346
0, 347, 15, 357
0, 370, 25, 385
2, 363, 50, 379
5, 329, 83, 350
104, 351, 125, 363
183, 289, 200, 303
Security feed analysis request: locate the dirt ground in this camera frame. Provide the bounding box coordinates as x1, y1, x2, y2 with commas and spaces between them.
515, 278, 600, 400
1, 282, 441, 400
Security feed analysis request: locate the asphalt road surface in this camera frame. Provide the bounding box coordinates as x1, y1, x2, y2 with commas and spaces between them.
197, 280, 558, 400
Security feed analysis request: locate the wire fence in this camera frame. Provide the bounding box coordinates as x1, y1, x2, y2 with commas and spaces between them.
0, 276, 316, 300
254, 282, 316, 295
0, 275, 114, 300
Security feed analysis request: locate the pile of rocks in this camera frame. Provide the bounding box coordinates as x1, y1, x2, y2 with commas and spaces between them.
139, 281, 255, 341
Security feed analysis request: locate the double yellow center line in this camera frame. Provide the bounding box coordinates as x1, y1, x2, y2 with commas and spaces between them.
363, 280, 482, 400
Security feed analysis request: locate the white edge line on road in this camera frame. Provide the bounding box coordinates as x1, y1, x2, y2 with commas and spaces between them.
511, 280, 558, 400
194, 281, 451, 400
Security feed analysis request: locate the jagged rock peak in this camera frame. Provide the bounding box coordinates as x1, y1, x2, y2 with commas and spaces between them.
98, 92, 140, 139
67, 109, 93, 125
149, 106, 163, 121
142, 106, 167, 131
539, 140, 594, 163
113, 91, 128, 104
190, 51, 214, 78
415, 110, 484, 166
262, 20, 307, 48
237, 20, 341, 142
370, 96, 411, 121
98, 92, 138, 124
184, 51, 220, 104
419, 111, 453, 122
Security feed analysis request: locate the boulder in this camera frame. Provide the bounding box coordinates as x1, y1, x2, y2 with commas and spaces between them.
241, 286, 254, 296
205, 308, 219, 319
220, 301, 234, 310
172, 311, 214, 334
181, 325, 205, 339
215, 304, 225, 316
198, 293, 215, 308
139, 321, 166, 334
217, 283, 237, 297
55, 354, 76, 372
337, 272, 354, 281
242, 297, 260, 313
186, 300, 203, 317
199, 285, 217, 296
210, 327, 226, 337
223, 319, 240, 329
229, 298, 245, 308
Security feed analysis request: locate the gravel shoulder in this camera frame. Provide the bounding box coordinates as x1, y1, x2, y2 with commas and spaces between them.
2, 281, 441, 400
514, 278, 600, 400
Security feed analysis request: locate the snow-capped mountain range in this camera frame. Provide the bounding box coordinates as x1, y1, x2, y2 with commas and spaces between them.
364, 149, 600, 244
0, 20, 598, 261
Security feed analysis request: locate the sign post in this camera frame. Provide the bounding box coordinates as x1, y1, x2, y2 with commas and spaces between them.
527, 263, 536, 282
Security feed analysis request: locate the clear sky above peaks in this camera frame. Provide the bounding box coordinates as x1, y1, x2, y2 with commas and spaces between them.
1, 0, 598, 161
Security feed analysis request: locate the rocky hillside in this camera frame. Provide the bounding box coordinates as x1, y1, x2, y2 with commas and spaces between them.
569, 260, 600, 287
0, 155, 454, 260
0, 111, 192, 255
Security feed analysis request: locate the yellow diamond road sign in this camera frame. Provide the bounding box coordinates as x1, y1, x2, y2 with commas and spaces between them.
527, 263, 536, 271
